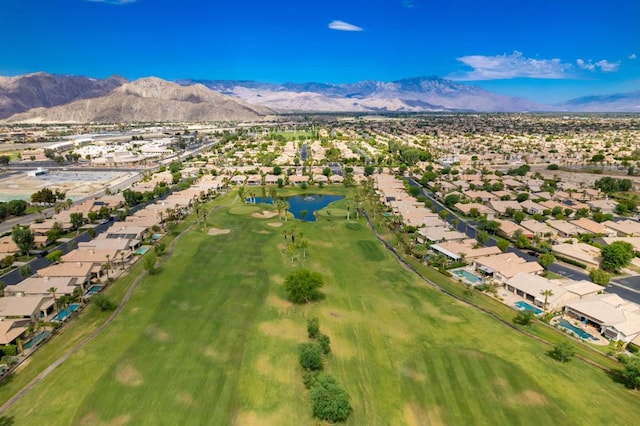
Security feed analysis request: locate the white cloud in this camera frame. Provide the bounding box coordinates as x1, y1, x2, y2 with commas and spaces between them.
577, 58, 621, 72
87, 0, 137, 4
629, 53, 637, 60
595, 59, 620, 72
452, 51, 572, 80
576, 59, 595, 71
402, 0, 418, 8
328, 20, 363, 32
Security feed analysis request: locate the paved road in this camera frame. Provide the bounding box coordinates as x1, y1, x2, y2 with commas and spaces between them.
405, 176, 590, 281
609, 276, 640, 304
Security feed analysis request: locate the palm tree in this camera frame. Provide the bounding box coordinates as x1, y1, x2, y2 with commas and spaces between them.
120, 251, 126, 270
274, 199, 287, 221
287, 243, 296, 264
268, 187, 277, 202
105, 254, 111, 281
48, 287, 58, 314
299, 239, 308, 258
237, 186, 246, 203
540, 289, 554, 312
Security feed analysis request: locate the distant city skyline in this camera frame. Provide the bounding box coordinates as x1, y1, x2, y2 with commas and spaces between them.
1, 0, 638, 103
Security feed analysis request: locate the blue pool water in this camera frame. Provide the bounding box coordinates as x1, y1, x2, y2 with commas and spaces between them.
86, 285, 103, 295
558, 319, 598, 341
255, 194, 345, 222
514, 301, 543, 315
453, 269, 483, 284
51, 303, 80, 322
135, 246, 151, 255
23, 331, 51, 349
151, 234, 163, 241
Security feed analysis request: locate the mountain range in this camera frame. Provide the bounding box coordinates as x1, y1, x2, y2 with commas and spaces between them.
1, 73, 638, 123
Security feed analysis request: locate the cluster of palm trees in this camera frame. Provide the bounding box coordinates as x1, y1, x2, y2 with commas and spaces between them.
281, 227, 309, 263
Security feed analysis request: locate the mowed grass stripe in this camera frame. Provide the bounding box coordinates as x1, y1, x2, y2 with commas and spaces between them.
69, 215, 272, 424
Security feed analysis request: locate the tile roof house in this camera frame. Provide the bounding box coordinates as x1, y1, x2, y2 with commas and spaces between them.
565, 294, 640, 342
505, 272, 602, 311
472, 253, 543, 283
552, 243, 601, 269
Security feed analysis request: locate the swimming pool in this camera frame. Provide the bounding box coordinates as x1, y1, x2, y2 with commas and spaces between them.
453, 269, 483, 284
23, 331, 51, 349
135, 246, 151, 255
514, 300, 543, 315
51, 303, 80, 322
558, 318, 599, 341
86, 285, 103, 296
151, 234, 163, 241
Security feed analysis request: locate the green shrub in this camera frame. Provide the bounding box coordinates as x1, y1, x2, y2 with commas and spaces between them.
92, 294, 117, 312
284, 269, 324, 304
302, 370, 319, 389
309, 373, 352, 423
513, 310, 535, 326
0, 344, 17, 357
307, 317, 319, 339
317, 333, 331, 355
548, 342, 576, 363
299, 343, 323, 371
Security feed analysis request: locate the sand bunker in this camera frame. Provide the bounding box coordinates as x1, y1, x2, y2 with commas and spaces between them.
252, 210, 279, 219
208, 228, 231, 235
267, 222, 283, 227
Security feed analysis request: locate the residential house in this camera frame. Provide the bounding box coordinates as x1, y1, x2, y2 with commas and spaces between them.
520, 200, 546, 215
37, 262, 95, 288
0, 296, 54, 321
418, 227, 467, 244
495, 219, 531, 238
570, 218, 617, 237
454, 203, 494, 217
552, 243, 601, 269
547, 220, 582, 238
505, 272, 602, 311
565, 294, 640, 343
602, 220, 640, 237
0, 319, 30, 345
472, 253, 543, 283
487, 200, 522, 216
431, 240, 501, 262
520, 220, 556, 238
5, 276, 81, 297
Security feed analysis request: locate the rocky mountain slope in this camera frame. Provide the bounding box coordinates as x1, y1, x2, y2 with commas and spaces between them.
0, 72, 127, 119
4, 77, 274, 123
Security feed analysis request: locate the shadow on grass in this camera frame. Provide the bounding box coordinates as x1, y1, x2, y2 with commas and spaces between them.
604, 368, 628, 387
0, 416, 14, 426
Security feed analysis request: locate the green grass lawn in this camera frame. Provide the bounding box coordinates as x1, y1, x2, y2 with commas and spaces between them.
3, 191, 639, 425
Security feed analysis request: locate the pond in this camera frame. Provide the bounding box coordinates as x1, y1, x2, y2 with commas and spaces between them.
255, 194, 344, 222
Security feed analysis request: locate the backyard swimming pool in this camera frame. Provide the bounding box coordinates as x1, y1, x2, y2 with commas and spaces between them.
23, 331, 51, 349
86, 285, 103, 296
135, 246, 151, 255
51, 303, 80, 322
452, 269, 483, 285
558, 318, 599, 341
514, 300, 543, 315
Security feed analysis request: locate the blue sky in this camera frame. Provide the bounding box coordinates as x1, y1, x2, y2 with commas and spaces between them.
1, 0, 638, 103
